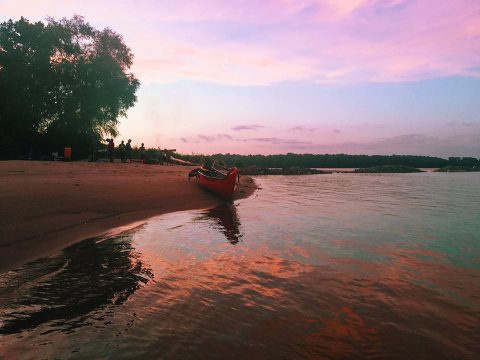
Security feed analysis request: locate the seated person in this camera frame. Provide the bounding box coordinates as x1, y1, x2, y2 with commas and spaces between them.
202, 158, 220, 176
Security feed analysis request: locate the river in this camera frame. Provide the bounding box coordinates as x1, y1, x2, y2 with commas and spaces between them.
1, 172, 479, 359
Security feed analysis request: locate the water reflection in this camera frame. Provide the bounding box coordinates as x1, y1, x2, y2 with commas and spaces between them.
1, 173, 479, 359
0, 233, 152, 335
198, 203, 242, 244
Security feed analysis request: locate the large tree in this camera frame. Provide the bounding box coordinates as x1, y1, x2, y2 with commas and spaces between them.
0, 15, 139, 158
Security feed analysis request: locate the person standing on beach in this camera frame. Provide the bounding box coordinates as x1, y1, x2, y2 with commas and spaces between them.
118, 140, 126, 163
125, 139, 132, 163
139, 143, 146, 163
107, 138, 115, 162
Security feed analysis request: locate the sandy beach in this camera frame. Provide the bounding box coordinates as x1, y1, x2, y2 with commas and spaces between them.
0, 160, 256, 273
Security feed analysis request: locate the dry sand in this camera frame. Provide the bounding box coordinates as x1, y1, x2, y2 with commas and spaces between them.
0, 160, 257, 273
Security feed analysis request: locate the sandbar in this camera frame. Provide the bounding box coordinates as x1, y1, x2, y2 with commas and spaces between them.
0, 160, 257, 273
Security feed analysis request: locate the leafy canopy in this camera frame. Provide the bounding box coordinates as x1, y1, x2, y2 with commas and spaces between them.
0, 15, 140, 158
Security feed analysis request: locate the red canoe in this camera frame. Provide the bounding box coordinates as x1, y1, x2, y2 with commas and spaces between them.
196, 167, 238, 200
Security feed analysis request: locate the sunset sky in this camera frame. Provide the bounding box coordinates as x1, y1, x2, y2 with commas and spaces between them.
2, 0, 480, 156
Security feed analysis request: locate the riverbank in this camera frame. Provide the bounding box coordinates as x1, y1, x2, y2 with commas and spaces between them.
434, 165, 480, 172
354, 165, 423, 173
0, 161, 257, 273
239, 166, 331, 175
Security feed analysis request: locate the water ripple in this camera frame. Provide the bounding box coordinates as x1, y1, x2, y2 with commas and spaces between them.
1, 172, 479, 358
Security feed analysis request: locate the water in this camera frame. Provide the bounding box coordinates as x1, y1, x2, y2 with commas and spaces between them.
1, 172, 480, 359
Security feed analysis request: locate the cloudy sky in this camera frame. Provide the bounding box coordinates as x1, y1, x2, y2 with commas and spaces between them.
2, 0, 480, 156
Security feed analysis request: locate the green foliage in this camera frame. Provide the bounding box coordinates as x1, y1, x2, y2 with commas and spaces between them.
174, 153, 460, 169
448, 157, 479, 167
0, 16, 139, 159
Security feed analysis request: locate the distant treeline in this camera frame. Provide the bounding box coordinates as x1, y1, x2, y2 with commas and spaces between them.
174, 153, 480, 169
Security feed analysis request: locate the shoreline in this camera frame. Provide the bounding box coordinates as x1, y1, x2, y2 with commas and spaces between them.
0, 160, 257, 274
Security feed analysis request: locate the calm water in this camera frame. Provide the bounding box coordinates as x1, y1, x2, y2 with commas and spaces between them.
1, 173, 480, 359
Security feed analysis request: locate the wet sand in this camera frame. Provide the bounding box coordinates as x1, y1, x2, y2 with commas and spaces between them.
0, 160, 257, 273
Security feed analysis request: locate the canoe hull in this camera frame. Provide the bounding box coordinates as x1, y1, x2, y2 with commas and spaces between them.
197, 167, 238, 200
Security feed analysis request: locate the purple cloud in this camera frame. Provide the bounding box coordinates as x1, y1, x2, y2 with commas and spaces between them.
289, 126, 317, 132
446, 121, 477, 127
240, 137, 313, 148
311, 132, 480, 157
350, 123, 387, 131
231, 124, 264, 131
181, 134, 234, 143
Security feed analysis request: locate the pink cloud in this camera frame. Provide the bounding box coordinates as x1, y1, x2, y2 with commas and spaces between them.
170, 130, 480, 156
130, 37, 317, 85
2, 0, 479, 85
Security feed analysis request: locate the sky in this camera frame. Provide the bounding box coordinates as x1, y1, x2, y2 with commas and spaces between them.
1, 0, 480, 157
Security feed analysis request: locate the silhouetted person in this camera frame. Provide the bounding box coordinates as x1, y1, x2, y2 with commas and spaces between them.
118, 140, 126, 162
139, 143, 146, 163
125, 139, 132, 163
202, 158, 219, 176
203, 157, 214, 170
107, 139, 115, 162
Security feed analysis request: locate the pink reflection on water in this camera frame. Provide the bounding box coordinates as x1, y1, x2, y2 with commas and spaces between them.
2, 199, 480, 358
134, 229, 480, 356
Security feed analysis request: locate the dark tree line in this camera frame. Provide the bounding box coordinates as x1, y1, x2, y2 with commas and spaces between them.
0, 16, 139, 159
175, 153, 480, 169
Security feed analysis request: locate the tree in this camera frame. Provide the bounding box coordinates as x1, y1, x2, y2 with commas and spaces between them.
0, 18, 53, 157
0, 16, 139, 158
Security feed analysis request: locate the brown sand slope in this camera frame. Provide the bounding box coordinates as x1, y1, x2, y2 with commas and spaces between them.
0, 161, 257, 273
